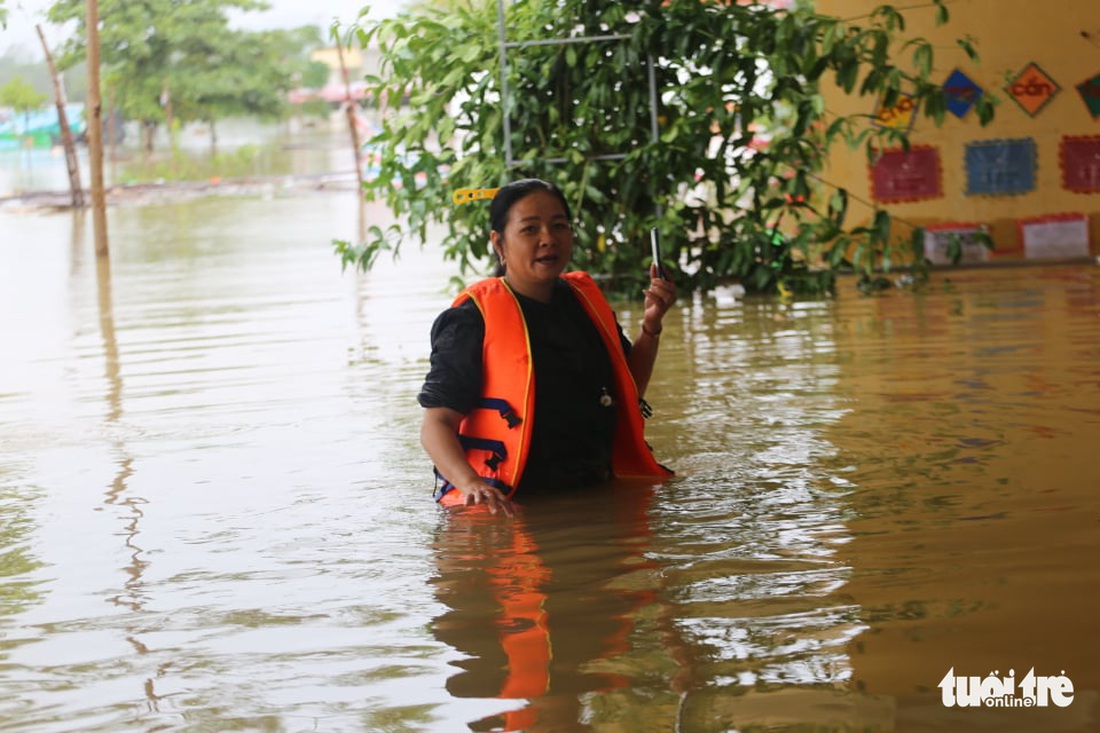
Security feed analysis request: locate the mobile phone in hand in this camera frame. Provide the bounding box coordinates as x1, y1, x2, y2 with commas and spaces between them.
650, 227, 667, 279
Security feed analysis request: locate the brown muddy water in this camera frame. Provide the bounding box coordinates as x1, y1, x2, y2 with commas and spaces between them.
2, 177, 1100, 730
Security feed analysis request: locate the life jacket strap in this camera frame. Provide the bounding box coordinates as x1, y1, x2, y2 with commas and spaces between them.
477, 397, 523, 429
430, 418, 518, 505
457, 434, 508, 470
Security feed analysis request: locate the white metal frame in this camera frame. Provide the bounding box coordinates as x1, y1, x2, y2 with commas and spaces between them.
495, 0, 661, 169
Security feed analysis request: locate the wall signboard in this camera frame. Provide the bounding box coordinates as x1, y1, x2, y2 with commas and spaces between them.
869, 145, 943, 204
1017, 213, 1091, 260
943, 69, 984, 119
1005, 63, 1060, 118
1060, 135, 1100, 193
965, 138, 1037, 196
1075, 72, 1100, 119
872, 92, 919, 131
923, 222, 991, 265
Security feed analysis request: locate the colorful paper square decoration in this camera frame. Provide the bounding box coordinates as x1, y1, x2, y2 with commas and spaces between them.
869, 145, 943, 203
1076, 73, 1100, 119
1060, 136, 1100, 193
965, 138, 1036, 196
923, 223, 991, 265
943, 69, 983, 119
1017, 213, 1090, 260
1005, 63, 1060, 117
872, 92, 919, 131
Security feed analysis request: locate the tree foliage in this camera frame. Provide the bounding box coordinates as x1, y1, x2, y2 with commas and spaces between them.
338, 0, 992, 295
45, 0, 316, 150
170, 27, 321, 147
0, 76, 48, 115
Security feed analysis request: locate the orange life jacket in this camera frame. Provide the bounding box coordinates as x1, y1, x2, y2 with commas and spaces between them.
435, 272, 671, 506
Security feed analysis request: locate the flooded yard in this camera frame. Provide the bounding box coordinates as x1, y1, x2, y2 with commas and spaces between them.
1, 167, 1099, 731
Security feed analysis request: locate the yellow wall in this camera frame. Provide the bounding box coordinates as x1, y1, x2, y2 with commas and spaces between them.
816, 0, 1100, 258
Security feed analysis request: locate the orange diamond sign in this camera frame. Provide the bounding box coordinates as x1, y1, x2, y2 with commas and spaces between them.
1006, 63, 1060, 117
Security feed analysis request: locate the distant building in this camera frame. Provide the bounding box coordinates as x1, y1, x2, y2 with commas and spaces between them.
818, 0, 1100, 261
288, 45, 384, 107
0, 104, 84, 149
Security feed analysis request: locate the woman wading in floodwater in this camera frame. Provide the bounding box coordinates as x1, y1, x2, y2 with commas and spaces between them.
417, 178, 675, 515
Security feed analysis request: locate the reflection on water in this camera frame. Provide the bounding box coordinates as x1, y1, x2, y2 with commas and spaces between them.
431, 488, 672, 730
0, 119, 359, 199
1, 192, 1098, 732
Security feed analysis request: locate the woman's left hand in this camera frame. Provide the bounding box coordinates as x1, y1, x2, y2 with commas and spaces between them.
642, 263, 677, 334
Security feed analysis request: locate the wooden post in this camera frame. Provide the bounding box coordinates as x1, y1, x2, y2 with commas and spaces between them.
85, 0, 110, 257
336, 39, 365, 195
36, 25, 84, 209
108, 85, 118, 184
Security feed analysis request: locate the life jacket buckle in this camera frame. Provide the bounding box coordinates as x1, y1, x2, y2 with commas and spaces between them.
501, 408, 522, 429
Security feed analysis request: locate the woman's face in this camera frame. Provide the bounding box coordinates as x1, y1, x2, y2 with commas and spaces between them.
491, 190, 574, 299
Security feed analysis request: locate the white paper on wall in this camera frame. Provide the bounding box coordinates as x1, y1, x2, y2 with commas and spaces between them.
1019, 215, 1090, 260
923, 224, 990, 265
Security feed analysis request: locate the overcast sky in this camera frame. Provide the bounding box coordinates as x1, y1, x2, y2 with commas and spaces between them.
1, 0, 409, 60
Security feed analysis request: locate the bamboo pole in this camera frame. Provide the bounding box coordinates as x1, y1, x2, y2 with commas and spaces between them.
36, 25, 84, 208
85, 0, 109, 257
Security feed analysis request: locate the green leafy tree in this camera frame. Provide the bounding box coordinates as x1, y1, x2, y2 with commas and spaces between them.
0, 76, 48, 129
165, 27, 303, 152
46, 0, 299, 153
338, 0, 992, 295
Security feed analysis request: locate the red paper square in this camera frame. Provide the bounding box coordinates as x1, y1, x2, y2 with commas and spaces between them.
869, 146, 943, 204
1060, 135, 1100, 193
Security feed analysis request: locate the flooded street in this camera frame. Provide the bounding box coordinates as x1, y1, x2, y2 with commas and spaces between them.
2, 148, 1099, 731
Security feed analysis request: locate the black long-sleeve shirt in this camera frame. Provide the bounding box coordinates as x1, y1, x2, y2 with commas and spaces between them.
418, 279, 632, 492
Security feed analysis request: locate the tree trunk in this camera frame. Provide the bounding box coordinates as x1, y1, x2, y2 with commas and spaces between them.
336, 41, 365, 194
36, 25, 84, 208
161, 78, 173, 139
161, 78, 176, 177
85, 0, 109, 257
143, 121, 156, 156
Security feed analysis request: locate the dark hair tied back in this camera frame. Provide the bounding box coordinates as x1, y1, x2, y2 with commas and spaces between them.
488, 179, 572, 234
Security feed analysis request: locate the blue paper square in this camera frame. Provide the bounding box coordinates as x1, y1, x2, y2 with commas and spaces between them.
943, 69, 983, 119
965, 138, 1036, 196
